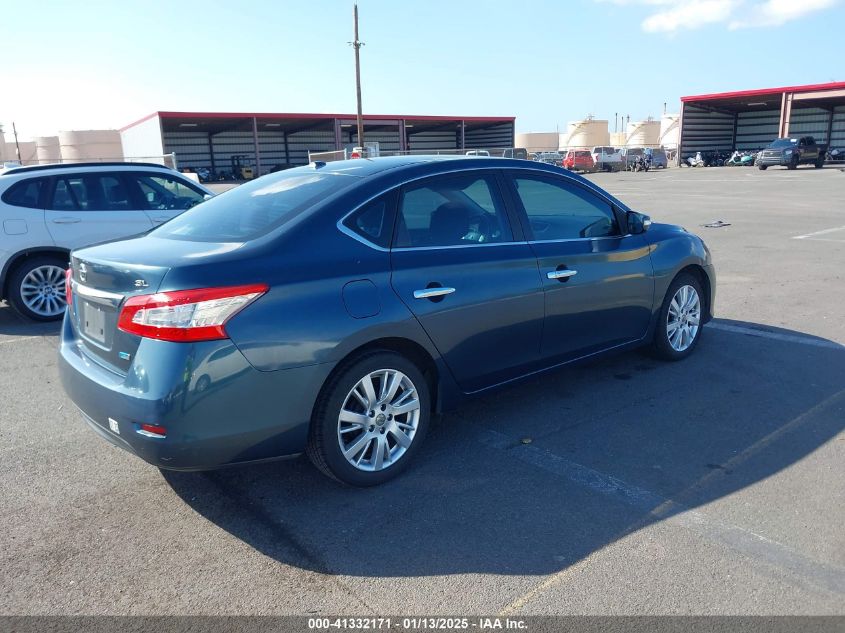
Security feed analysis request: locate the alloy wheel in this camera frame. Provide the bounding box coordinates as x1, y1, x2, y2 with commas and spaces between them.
666, 284, 701, 352
337, 369, 421, 472
20, 265, 67, 318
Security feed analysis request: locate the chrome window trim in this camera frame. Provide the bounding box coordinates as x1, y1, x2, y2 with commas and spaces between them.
392, 241, 529, 252
336, 165, 617, 252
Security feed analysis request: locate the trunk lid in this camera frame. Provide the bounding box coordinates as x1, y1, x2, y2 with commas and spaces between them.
69, 236, 241, 374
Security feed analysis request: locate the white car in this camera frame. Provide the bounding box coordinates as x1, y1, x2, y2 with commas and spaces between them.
591, 146, 623, 171
0, 162, 213, 320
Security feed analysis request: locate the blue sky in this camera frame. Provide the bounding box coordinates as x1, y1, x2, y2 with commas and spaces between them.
2, 0, 843, 141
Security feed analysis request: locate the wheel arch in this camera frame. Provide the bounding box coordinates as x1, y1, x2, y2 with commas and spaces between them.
675, 264, 713, 323
311, 336, 446, 427
1, 247, 71, 301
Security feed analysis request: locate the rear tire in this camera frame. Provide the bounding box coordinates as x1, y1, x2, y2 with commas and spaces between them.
7, 255, 68, 322
650, 273, 705, 362
307, 351, 431, 486
758, 164, 767, 170
815, 156, 825, 169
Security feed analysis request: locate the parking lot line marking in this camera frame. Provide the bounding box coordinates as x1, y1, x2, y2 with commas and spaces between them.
649, 387, 845, 514
793, 225, 845, 240
708, 322, 844, 350
477, 412, 845, 614
0, 336, 40, 347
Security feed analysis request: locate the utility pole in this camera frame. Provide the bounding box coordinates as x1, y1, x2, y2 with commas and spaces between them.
12, 122, 22, 163
351, 4, 365, 151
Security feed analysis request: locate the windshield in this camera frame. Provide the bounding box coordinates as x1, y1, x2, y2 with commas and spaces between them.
768, 138, 798, 149
150, 169, 360, 242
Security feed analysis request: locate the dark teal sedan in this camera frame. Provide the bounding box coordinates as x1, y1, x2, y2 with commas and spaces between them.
59, 156, 715, 486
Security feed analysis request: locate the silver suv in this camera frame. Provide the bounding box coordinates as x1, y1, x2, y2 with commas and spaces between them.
0, 162, 213, 320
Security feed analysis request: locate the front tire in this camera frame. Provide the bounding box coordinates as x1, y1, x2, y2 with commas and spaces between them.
787, 156, 798, 170
758, 164, 768, 170
651, 273, 704, 361
307, 351, 431, 486
7, 255, 68, 321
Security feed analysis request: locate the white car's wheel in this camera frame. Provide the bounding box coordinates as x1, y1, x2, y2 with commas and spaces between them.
8, 256, 68, 321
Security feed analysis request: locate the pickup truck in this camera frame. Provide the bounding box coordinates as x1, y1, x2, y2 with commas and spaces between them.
757, 136, 826, 170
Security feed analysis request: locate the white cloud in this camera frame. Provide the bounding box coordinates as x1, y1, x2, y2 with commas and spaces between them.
593, 0, 840, 33
729, 0, 838, 28
641, 0, 737, 33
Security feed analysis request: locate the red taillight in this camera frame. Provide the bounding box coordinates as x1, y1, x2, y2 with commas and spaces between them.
65, 268, 72, 306
139, 423, 166, 438
118, 284, 268, 342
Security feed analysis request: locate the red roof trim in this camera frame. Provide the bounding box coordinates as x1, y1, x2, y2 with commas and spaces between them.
121, 111, 515, 131
681, 81, 845, 103
119, 112, 160, 132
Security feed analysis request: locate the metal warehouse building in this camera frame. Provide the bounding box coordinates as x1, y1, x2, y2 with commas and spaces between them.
678, 81, 845, 162
120, 111, 515, 175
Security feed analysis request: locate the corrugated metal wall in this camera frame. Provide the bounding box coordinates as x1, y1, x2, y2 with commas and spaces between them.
679, 104, 734, 158
163, 129, 337, 173
407, 129, 459, 152
735, 110, 779, 150
788, 107, 831, 143
831, 106, 845, 147
465, 123, 514, 149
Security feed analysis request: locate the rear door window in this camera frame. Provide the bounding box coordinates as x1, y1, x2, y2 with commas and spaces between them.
49, 174, 133, 211
395, 174, 513, 248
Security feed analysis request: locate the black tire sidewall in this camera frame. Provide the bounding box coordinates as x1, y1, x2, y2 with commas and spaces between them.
311, 352, 431, 486
653, 273, 705, 361
7, 255, 68, 322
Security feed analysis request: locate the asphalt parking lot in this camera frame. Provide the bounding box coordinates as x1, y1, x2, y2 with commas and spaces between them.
1, 166, 843, 616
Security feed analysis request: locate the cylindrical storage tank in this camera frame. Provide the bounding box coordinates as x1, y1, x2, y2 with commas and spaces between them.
658, 114, 680, 150
35, 136, 61, 164
560, 119, 609, 150
609, 132, 627, 147
59, 130, 123, 163
626, 120, 660, 147
515, 132, 561, 153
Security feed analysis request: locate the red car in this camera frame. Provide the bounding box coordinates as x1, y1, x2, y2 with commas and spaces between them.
563, 150, 596, 172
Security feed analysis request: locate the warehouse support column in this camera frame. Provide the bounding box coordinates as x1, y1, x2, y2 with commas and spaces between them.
252, 117, 262, 176
334, 119, 342, 150
779, 92, 793, 137
399, 120, 407, 153
207, 133, 216, 174
283, 130, 290, 164
676, 104, 685, 166
460, 120, 466, 150
825, 108, 834, 145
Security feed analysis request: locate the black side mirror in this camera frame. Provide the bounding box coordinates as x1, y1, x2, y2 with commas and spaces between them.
628, 211, 652, 235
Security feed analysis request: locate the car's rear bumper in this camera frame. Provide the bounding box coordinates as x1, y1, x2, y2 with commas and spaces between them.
58, 313, 334, 471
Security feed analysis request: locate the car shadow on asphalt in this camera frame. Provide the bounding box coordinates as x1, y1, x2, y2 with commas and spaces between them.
0, 304, 61, 338
158, 320, 843, 580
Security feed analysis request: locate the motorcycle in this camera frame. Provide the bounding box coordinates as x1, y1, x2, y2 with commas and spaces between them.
626, 154, 651, 172
827, 147, 844, 163
724, 150, 757, 167
687, 152, 705, 167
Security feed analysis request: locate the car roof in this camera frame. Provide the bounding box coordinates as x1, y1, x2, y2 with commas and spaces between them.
305, 155, 632, 213
1, 162, 178, 177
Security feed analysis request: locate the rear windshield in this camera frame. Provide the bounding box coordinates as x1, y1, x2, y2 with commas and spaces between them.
151, 169, 359, 242
768, 138, 798, 149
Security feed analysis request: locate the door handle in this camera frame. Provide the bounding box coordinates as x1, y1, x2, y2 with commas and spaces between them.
52, 217, 81, 224
547, 269, 578, 280
413, 287, 456, 300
